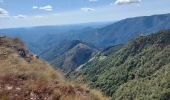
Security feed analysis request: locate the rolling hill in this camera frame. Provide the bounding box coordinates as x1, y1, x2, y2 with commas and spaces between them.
74, 30, 170, 100
41, 40, 98, 72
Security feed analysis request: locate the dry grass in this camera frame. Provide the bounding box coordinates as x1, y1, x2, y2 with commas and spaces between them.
0, 36, 108, 100
68, 81, 110, 100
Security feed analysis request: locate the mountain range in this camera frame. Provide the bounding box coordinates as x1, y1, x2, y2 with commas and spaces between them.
1, 13, 170, 55
33, 13, 170, 51
34, 13, 170, 73
74, 30, 170, 100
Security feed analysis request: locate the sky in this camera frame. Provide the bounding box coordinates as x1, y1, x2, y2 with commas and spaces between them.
0, 0, 170, 28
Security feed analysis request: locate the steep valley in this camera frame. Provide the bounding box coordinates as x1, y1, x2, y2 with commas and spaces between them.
1, 0, 170, 100
0, 36, 107, 100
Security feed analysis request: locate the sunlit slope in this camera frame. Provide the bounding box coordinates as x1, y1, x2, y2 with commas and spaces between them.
0, 36, 106, 100
76, 30, 170, 100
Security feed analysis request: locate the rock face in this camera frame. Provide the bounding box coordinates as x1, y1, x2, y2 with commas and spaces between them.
18, 48, 26, 57
0, 36, 104, 100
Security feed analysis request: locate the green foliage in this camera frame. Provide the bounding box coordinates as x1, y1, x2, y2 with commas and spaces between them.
77, 30, 170, 99
101, 44, 123, 56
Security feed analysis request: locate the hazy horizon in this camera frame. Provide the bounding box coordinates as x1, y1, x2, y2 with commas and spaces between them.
0, 0, 170, 28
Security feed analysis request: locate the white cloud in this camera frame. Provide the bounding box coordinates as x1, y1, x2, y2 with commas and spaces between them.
81, 8, 95, 12
39, 5, 53, 11
32, 5, 53, 11
115, 0, 141, 5
0, 8, 9, 17
14, 15, 27, 19
32, 6, 38, 9
89, 0, 98, 2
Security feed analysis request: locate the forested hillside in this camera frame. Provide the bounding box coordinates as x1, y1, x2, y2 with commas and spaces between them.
75, 30, 170, 100
95, 13, 170, 46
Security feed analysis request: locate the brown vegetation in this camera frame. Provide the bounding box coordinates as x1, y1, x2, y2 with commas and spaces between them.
0, 36, 107, 100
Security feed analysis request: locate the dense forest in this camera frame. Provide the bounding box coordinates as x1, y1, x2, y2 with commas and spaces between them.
75, 30, 170, 100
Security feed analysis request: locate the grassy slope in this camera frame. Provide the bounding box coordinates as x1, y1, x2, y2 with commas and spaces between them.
0, 36, 107, 100
76, 30, 170, 100
40, 40, 98, 72
51, 42, 97, 72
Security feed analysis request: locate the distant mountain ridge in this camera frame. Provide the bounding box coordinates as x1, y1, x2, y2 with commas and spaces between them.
1, 13, 170, 55
31, 13, 170, 54
96, 13, 170, 45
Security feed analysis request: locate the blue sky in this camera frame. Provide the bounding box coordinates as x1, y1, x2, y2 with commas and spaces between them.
0, 0, 170, 28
